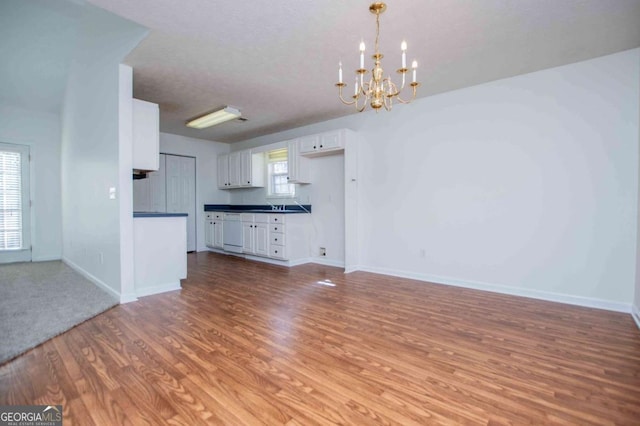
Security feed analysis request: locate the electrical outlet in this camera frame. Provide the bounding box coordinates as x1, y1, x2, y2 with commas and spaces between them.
319, 247, 326, 257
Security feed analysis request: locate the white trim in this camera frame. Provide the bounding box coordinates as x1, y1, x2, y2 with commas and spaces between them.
632, 305, 640, 331
120, 292, 138, 304
62, 256, 121, 301
344, 264, 363, 274
31, 255, 62, 262
358, 265, 631, 313
310, 257, 345, 268
136, 282, 181, 298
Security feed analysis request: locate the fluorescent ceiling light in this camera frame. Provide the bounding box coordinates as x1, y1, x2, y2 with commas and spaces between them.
186, 106, 241, 129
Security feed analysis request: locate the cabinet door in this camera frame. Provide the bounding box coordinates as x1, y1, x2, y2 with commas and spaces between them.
205, 220, 214, 247
228, 152, 242, 187
299, 135, 320, 153
213, 221, 224, 248
132, 99, 159, 171
217, 154, 229, 188
287, 139, 310, 184
242, 222, 255, 254
254, 223, 269, 257
240, 150, 252, 186
319, 131, 343, 150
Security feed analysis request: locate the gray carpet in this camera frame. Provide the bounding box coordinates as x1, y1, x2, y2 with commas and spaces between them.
0, 260, 118, 364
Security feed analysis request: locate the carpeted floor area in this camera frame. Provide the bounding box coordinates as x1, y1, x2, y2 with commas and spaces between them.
0, 260, 118, 364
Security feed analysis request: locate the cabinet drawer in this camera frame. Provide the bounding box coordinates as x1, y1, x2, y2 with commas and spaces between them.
270, 232, 285, 246
269, 214, 285, 224
269, 245, 286, 259
241, 213, 255, 222
254, 214, 269, 223
205, 212, 224, 220
269, 223, 285, 233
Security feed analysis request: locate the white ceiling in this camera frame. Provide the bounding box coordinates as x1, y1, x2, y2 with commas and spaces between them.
85, 0, 640, 143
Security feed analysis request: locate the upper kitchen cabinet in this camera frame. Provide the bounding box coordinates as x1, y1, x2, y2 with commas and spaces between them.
299, 129, 348, 157
287, 139, 310, 184
132, 99, 160, 171
217, 150, 265, 189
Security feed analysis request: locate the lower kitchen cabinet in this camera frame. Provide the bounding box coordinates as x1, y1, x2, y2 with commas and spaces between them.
205, 212, 223, 249
207, 211, 310, 264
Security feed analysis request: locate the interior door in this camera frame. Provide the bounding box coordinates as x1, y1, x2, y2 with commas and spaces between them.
0, 142, 31, 263
165, 154, 196, 252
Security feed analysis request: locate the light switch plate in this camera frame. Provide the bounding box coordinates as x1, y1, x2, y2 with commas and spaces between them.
109, 187, 116, 200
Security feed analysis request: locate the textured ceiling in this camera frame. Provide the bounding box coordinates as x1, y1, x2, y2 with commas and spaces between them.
86, 0, 640, 143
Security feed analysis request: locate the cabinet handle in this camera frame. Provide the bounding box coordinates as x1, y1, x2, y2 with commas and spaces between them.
286, 177, 290, 180
320, 145, 323, 148
247, 181, 250, 184
274, 218, 278, 221
274, 227, 278, 231
313, 145, 316, 149
275, 250, 278, 253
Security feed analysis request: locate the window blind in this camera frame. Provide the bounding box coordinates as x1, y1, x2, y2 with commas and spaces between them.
267, 148, 288, 162
0, 150, 22, 250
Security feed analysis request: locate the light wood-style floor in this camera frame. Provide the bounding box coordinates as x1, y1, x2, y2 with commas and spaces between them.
1, 252, 639, 425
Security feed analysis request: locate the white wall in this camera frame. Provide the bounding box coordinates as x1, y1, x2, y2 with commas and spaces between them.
236, 48, 639, 311
61, 5, 147, 299
159, 132, 230, 251
0, 103, 62, 261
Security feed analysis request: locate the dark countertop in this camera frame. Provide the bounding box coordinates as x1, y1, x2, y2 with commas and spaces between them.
134, 212, 188, 218
204, 204, 311, 214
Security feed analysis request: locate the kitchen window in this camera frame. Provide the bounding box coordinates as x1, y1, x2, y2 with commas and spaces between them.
266, 148, 294, 198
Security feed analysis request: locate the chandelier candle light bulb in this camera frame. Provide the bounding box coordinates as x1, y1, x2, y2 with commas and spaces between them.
335, 2, 420, 112
412, 60, 418, 83
401, 40, 407, 68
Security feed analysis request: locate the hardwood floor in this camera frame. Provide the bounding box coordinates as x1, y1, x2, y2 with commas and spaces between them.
1, 252, 639, 425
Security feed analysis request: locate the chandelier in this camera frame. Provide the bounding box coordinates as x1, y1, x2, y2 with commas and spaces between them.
336, 2, 419, 112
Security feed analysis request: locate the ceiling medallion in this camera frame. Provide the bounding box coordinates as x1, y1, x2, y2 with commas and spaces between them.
336, 2, 419, 112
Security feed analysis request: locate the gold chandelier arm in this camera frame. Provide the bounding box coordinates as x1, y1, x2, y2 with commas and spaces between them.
336, 83, 357, 106
396, 82, 420, 104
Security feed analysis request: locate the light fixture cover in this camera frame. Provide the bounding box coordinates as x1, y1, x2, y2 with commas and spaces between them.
186, 106, 241, 129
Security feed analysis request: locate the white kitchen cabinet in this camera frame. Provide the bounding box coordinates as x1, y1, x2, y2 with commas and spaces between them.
132, 99, 160, 171
299, 129, 347, 157
205, 212, 224, 249
218, 150, 265, 189
217, 154, 230, 188
241, 213, 269, 256
254, 223, 269, 257
286, 139, 310, 184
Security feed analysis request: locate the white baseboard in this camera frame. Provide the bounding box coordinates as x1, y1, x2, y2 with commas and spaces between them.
62, 257, 121, 302
310, 257, 345, 268
32, 255, 62, 262
357, 265, 631, 314
120, 292, 138, 304
632, 305, 640, 331
136, 282, 181, 298
344, 265, 363, 274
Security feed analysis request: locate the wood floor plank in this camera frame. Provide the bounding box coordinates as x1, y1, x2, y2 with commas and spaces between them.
1, 251, 639, 424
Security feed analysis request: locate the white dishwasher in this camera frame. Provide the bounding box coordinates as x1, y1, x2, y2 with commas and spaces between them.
223, 213, 243, 253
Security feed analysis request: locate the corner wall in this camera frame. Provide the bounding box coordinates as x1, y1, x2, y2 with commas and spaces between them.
61, 5, 147, 299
